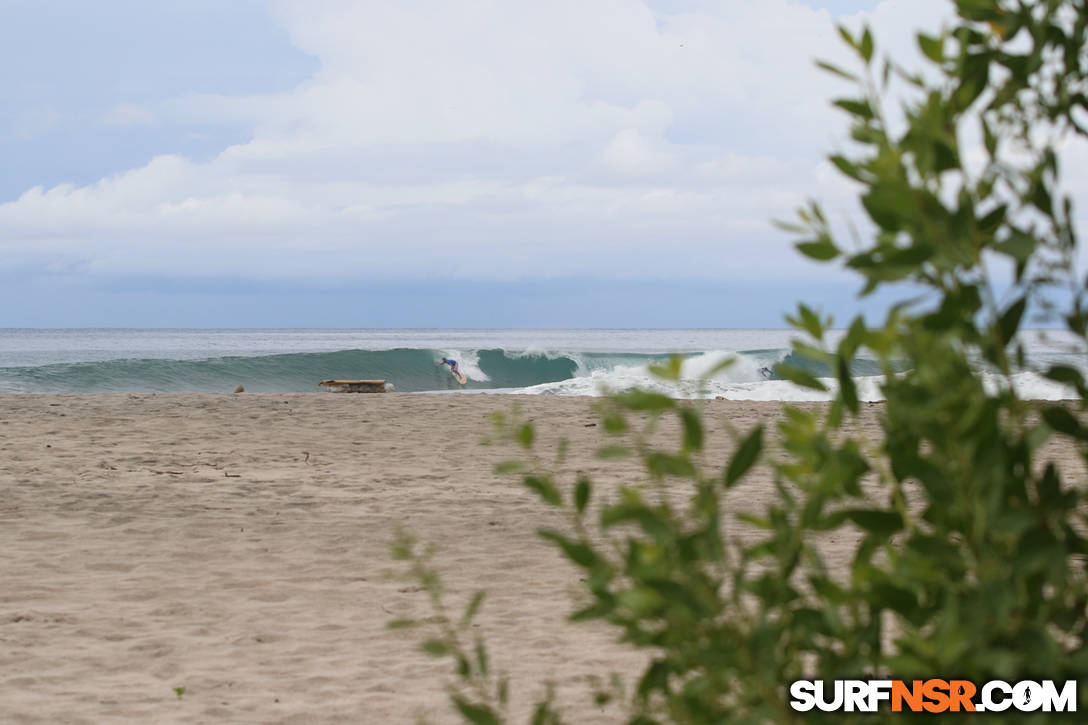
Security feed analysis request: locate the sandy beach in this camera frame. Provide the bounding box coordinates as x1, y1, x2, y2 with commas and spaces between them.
0, 392, 1081, 723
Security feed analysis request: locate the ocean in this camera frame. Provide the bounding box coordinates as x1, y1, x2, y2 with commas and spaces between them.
0, 328, 1082, 400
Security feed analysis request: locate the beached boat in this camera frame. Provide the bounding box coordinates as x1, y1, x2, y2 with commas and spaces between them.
318, 379, 394, 393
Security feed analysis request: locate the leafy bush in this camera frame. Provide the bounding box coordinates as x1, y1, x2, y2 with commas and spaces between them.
394, 1, 1088, 721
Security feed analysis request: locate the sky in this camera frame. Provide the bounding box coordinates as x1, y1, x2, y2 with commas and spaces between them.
0, 0, 1011, 327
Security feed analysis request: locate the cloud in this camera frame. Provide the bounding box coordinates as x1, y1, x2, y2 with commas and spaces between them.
1, 0, 961, 285
599, 129, 675, 176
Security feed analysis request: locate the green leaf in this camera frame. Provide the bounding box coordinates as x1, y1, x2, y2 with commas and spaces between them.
422, 638, 451, 656
524, 475, 562, 507
774, 364, 828, 392
736, 512, 771, 529
829, 154, 864, 181
475, 638, 489, 677
618, 587, 666, 616
574, 476, 591, 514
452, 697, 502, 725
1036, 463, 1066, 509
570, 600, 615, 621
796, 238, 840, 261
493, 460, 525, 474
646, 451, 697, 478
390, 527, 416, 560
596, 445, 631, 459
978, 204, 1007, 233
839, 315, 868, 360
982, 117, 997, 155
997, 296, 1026, 346
833, 98, 875, 120
516, 422, 535, 449
788, 303, 826, 339
1045, 365, 1085, 391
648, 354, 684, 381
918, 32, 944, 63
861, 184, 911, 231
953, 52, 990, 110
601, 499, 672, 540
815, 59, 859, 82
882, 244, 934, 268
637, 660, 670, 699
531, 699, 562, 725
838, 356, 859, 413
460, 591, 486, 627
725, 425, 763, 487
1032, 181, 1053, 216
773, 217, 807, 234
860, 26, 874, 63
614, 390, 675, 412
870, 581, 918, 617
994, 232, 1036, 262
680, 408, 704, 452
602, 412, 628, 434
1013, 528, 1058, 574
845, 509, 903, 537
1042, 407, 1087, 440
837, 24, 857, 51
827, 397, 844, 430
538, 529, 600, 568
386, 618, 418, 629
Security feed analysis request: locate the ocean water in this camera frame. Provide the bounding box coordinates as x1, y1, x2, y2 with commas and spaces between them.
0, 328, 1083, 400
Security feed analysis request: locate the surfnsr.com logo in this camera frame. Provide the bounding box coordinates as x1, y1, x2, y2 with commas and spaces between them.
789, 679, 1077, 713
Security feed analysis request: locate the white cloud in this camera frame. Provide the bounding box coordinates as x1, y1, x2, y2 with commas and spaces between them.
599, 129, 674, 177
1, 0, 964, 283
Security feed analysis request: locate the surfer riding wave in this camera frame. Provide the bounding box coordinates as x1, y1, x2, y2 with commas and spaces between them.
439, 357, 467, 385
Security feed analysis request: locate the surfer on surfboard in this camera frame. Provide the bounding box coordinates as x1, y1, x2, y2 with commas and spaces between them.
439, 358, 467, 385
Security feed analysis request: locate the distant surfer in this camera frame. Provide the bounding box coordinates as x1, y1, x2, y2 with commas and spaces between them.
759, 366, 774, 379
439, 357, 467, 384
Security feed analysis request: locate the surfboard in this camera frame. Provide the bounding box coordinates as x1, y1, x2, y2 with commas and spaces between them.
452, 369, 467, 385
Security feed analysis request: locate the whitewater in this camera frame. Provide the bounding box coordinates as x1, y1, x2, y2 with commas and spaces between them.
0, 328, 1082, 400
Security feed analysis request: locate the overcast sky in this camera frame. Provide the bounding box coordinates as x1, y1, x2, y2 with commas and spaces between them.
0, 0, 990, 327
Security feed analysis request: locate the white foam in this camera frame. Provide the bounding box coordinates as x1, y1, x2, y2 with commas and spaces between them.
985, 370, 1078, 400
678, 350, 785, 383
443, 338, 1081, 401
513, 367, 1075, 402
441, 350, 490, 382
516, 351, 804, 399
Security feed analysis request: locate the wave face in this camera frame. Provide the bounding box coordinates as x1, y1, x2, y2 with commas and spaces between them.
0, 348, 589, 394
1, 329, 1082, 400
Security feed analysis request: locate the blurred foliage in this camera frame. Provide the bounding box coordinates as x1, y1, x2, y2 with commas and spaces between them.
393, 1, 1088, 722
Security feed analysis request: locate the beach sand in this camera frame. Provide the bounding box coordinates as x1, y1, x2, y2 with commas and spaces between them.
0, 393, 1081, 723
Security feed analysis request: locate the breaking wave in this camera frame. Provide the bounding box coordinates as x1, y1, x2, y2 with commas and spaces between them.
0, 346, 1077, 400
